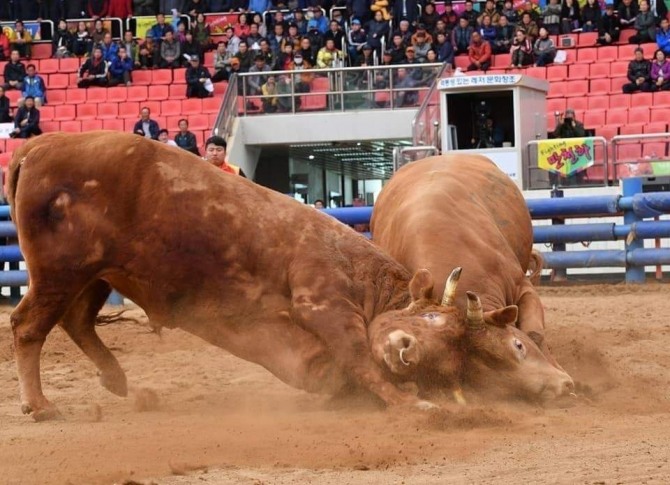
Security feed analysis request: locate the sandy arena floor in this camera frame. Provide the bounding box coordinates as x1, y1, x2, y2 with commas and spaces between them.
1, 283, 670, 485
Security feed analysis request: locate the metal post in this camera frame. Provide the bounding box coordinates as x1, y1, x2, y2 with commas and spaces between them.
654, 215, 663, 280
550, 186, 567, 282
622, 177, 645, 283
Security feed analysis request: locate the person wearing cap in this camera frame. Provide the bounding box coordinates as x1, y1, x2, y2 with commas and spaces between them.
467, 31, 492, 71
452, 17, 473, 55
658, 18, 670, 56
347, 18, 368, 64
185, 55, 212, 98
553, 108, 585, 139
597, 3, 621, 45
623, 47, 652, 93
204, 136, 246, 178
356, 44, 375, 66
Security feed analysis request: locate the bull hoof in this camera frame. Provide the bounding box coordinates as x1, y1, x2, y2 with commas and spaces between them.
32, 406, 63, 422
21, 403, 33, 415
100, 371, 128, 397
415, 400, 439, 411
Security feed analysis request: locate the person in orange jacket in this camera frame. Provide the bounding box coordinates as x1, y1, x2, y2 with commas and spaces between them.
467, 31, 492, 71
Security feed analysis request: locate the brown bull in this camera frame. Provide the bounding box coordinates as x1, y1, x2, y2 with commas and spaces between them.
371, 154, 572, 395
7, 133, 570, 421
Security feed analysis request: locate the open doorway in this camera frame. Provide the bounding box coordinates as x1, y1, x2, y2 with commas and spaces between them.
446, 91, 515, 150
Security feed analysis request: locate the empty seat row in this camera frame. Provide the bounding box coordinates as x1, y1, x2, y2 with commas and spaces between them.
36, 99, 221, 121
547, 77, 628, 97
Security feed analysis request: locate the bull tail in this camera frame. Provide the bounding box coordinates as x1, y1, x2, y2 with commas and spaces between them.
5, 153, 24, 221
527, 249, 544, 286
95, 310, 140, 327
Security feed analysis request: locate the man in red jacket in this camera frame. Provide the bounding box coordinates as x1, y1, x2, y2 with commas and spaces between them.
467, 31, 492, 72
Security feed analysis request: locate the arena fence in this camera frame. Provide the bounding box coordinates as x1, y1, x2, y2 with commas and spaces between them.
1, 179, 669, 301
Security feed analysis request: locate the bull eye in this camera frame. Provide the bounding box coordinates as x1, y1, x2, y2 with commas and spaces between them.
422, 313, 437, 320
513, 338, 526, 357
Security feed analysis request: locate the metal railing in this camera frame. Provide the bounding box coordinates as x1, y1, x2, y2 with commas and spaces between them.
392, 146, 440, 171
213, 72, 239, 140
411, 62, 452, 147
525, 136, 609, 190
228, 62, 441, 117
611, 133, 670, 179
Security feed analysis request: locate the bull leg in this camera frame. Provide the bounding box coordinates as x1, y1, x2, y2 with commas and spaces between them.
11, 286, 74, 421
290, 301, 426, 409
58, 280, 128, 397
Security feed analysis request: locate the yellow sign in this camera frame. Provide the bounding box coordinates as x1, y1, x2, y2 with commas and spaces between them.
537, 137, 595, 176
135, 16, 176, 39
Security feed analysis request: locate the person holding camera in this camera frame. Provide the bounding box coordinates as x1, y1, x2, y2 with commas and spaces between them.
553, 108, 585, 139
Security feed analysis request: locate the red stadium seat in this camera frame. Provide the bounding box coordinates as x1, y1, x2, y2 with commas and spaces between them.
48, 73, 69, 89
606, 108, 628, 126
124, 118, 137, 132
631, 92, 653, 107
493, 53, 511, 68
59, 57, 81, 73
610, 61, 629, 77
300, 93, 327, 111
595, 125, 619, 140
547, 81, 567, 98
546, 65, 567, 81
568, 63, 589, 79
39, 58, 59, 74
584, 110, 606, 128
165, 116, 181, 130
107, 86, 128, 103
454, 55, 469, 70
5, 137, 26, 152
152, 69, 173, 84
119, 101, 140, 118
39, 106, 55, 120
40, 120, 60, 132
618, 29, 636, 44
589, 62, 610, 78
204, 51, 215, 67
642, 142, 668, 158
127, 85, 148, 102
547, 97, 566, 114
6, 90, 20, 106
32, 44, 52, 59
66, 89, 87, 104
173, 68, 187, 83
188, 114, 209, 131
103, 119, 125, 131
525, 66, 546, 79
653, 91, 670, 106
60, 120, 82, 132
132, 70, 152, 85
619, 124, 645, 135
142, 101, 161, 114
161, 99, 182, 116
608, 93, 632, 109
628, 107, 650, 124
88, 119, 103, 130
169, 83, 187, 99
597, 46, 618, 61
47, 89, 66, 105
97, 102, 119, 119
578, 32, 598, 46
202, 96, 220, 113
87, 88, 107, 103
587, 95, 609, 110
77, 103, 97, 119
54, 104, 76, 121
641, 43, 657, 58
577, 47, 598, 63
616, 143, 641, 162
213, 81, 228, 95
590, 78, 611, 94
207, 113, 217, 125
568, 96, 588, 111
644, 122, 668, 134
148, 84, 169, 101
650, 108, 669, 123
182, 98, 203, 114
565, 79, 588, 97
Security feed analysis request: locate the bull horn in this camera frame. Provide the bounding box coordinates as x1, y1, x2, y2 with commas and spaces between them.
466, 291, 485, 331
441, 267, 462, 307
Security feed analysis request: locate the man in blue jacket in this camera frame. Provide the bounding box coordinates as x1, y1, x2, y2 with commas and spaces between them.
658, 18, 670, 56
99, 33, 119, 63
19, 64, 46, 108
109, 46, 134, 86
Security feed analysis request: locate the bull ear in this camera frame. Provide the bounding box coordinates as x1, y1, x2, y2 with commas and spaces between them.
483, 305, 519, 328
409, 268, 434, 302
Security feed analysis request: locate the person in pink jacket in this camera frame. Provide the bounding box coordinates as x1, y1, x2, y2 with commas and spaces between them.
650, 49, 670, 91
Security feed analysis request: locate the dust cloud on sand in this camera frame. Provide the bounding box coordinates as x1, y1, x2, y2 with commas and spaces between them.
1, 284, 670, 484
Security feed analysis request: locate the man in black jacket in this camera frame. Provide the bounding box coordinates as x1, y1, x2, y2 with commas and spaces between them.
185, 56, 212, 98
77, 46, 108, 88
622, 47, 652, 93
597, 4, 621, 45
10, 96, 41, 138
3, 50, 26, 90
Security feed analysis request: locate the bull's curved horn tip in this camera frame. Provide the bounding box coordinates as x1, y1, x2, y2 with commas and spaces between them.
466, 291, 478, 301
451, 267, 463, 279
